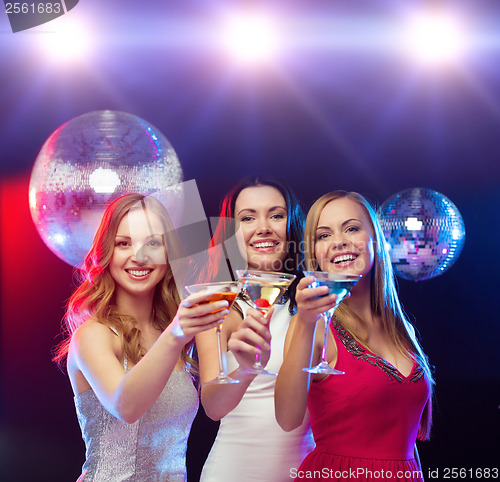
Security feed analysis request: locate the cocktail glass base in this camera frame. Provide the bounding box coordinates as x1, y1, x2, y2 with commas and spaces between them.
303, 361, 345, 375
202, 374, 241, 385
235, 363, 277, 378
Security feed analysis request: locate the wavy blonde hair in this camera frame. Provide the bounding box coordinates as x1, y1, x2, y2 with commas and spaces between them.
54, 193, 195, 371
304, 190, 434, 440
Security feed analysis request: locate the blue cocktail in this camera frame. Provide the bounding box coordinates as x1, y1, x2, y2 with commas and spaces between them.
303, 271, 361, 375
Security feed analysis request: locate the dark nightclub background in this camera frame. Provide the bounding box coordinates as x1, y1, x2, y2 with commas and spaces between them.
1, 1, 499, 480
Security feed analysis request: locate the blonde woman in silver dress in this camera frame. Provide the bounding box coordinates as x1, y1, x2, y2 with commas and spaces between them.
55, 194, 228, 481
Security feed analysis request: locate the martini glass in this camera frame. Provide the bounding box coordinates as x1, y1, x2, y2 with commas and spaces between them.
235, 270, 296, 376
303, 271, 361, 375
185, 281, 241, 385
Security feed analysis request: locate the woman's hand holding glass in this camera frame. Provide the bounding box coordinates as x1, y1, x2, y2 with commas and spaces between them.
167, 290, 230, 347
227, 307, 274, 372
295, 276, 338, 326
300, 272, 359, 375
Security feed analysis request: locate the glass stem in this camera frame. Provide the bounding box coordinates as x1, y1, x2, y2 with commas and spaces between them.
320, 309, 334, 364
253, 307, 267, 369
215, 325, 226, 378
254, 352, 262, 368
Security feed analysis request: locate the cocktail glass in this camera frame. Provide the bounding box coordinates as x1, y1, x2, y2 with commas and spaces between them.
303, 271, 361, 375
235, 270, 296, 376
185, 281, 241, 385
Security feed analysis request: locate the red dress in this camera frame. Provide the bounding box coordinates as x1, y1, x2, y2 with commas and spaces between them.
296, 320, 430, 481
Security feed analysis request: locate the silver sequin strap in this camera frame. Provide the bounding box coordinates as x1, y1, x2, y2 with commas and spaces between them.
108, 326, 128, 371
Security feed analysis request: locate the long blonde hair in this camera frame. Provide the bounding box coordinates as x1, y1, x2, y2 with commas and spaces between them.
54, 193, 195, 370
304, 190, 434, 440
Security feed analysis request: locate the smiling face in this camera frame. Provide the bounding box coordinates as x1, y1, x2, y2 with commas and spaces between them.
314, 197, 375, 278
234, 185, 288, 272
109, 207, 167, 299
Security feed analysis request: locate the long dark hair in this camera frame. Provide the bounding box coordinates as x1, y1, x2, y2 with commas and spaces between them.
201, 176, 305, 313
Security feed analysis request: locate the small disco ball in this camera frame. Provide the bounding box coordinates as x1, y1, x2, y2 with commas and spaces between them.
378, 188, 465, 281
29, 110, 183, 267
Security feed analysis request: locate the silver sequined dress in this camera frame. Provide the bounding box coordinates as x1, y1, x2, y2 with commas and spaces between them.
74, 370, 199, 481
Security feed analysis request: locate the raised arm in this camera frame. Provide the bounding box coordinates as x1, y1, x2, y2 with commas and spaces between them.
196, 306, 273, 421
275, 276, 337, 431
68, 290, 228, 424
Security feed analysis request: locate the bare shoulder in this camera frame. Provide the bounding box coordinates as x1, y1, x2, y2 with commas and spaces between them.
72, 319, 112, 341
70, 320, 121, 358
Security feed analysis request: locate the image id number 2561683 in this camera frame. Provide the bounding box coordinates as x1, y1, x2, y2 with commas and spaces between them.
5, 3, 62, 14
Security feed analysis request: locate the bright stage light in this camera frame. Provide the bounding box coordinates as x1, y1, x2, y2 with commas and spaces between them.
39, 17, 91, 63
405, 12, 465, 65
221, 13, 278, 65
405, 217, 423, 231
89, 168, 121, 194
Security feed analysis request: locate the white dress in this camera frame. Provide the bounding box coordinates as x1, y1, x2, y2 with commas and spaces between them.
200, 300, 315, 482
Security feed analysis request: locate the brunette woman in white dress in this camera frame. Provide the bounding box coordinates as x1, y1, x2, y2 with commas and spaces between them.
196, 177, 314, 482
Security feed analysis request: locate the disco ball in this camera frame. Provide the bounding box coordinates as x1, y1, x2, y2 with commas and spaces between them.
29, 110, 183, 267
378, 188, 465, 281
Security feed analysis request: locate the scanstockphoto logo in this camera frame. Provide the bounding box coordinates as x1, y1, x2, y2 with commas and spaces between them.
4, 0, 79, 32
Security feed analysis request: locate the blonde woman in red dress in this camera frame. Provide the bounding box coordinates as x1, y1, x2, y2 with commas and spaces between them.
276, 191, 434, 481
